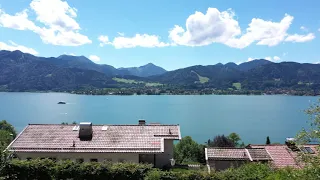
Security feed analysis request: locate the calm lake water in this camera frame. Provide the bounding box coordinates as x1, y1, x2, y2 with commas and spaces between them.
0, 92, 318, 144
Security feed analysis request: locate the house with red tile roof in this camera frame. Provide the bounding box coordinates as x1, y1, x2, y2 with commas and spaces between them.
247, 144, 318, 168
205, 140, 319, 172
6, 120, 181, 168
205, 147, 272, 172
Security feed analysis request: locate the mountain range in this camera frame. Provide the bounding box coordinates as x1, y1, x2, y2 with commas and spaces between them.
1, 50, 320, 92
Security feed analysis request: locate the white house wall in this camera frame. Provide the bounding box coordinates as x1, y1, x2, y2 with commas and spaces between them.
16, 152, 139, 163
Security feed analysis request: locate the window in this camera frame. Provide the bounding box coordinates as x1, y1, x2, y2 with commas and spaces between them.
90, 158, 98, 162
26, 157, 32, 161
299, 147, 308, 153
299, 146, 315, 154
62, 158, 70, 161
76, 158, 84, 163
305, 147, 315, 154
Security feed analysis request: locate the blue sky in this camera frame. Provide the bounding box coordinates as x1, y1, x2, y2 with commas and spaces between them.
0, 0, 319, 70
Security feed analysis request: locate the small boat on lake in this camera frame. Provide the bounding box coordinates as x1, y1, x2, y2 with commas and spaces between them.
57, 101, 66, 104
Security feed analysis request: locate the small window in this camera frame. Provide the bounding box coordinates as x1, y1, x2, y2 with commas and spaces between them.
76, 158, 84, 163
90, 158, 98, 162
299, 147, 308, 153
305, 147, 315, 154
26, 157, 32, 161
118, 159, 125, 163
62, 158, 70, 161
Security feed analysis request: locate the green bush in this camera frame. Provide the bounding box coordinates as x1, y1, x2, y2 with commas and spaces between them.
2, 159, 320, 180
1, 159, 152, 180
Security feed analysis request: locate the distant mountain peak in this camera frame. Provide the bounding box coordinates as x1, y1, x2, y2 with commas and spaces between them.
119, 63, 167, 77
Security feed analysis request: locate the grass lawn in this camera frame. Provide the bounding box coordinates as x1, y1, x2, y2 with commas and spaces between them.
113, 77, 162, 87
191, 70, 209, 83
145, 82, 163, 87
232, 82, 241, 90
112, 77, 141, 84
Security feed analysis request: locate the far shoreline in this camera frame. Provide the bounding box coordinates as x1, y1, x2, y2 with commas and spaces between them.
0, 91, 319, 97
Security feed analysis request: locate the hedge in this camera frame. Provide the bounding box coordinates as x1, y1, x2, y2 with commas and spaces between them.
1, 159, 320, 180
0, 159, 152, 180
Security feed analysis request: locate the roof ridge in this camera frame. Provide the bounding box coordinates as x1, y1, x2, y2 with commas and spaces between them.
28, 124, 180, 126
207, 147, 246, 149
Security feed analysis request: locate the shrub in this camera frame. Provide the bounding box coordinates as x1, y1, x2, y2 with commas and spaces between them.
0, 159, 152, 180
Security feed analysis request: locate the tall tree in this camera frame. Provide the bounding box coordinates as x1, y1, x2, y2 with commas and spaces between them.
296, 99, 320, 166
174, 136, 204, 164
266, 136, 271, 145
208, 135, 235, 147
0, 120, 16, 138
0, 120, 16, 172
228, 133, 241, 147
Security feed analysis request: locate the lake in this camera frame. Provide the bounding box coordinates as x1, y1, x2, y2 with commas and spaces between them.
0, 92, 318, 144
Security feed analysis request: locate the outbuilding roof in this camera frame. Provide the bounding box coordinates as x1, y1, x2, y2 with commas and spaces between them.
205, 147, 272, 161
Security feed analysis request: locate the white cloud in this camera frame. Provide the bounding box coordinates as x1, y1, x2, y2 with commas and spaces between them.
99, 34, 170, 49
265, 56, 272, 61
273, 56, 281, 61
247, 56, 280, 62
113, 34, 169, 48
0, 9, 38, 31
283, 52, 288, 56
227, 14, 294, 48
318, 28, 320, 32
64, 52, 75, 56
0, 0, 91, 46
98, 35, 111, 47
30, 0, 80, 31
117, 32, 124, 36
0, 41, 38, 55
88, 55, 100, 62
247, 57, 255, 62
285, 33, 315, 42
300, 26, 308, 31
169, 8, 241, 47
169, 8, 315, 48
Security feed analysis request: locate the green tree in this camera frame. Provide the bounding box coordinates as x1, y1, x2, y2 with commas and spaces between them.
228, 132, 241, 147
174, 136, 203, 164
295, 99, 320, 166
297, 99, 320, 144
0, 120, 16, 174
0, 120, 16, 138
208, 135, 235, 147
266, 136, 271, 144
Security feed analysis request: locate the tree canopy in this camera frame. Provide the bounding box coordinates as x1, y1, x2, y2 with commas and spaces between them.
173, 136, 205, 164
228, 133, 241, 147
266, 136, 271, 145
208, 135, 235, 147
0, 120, 16, 138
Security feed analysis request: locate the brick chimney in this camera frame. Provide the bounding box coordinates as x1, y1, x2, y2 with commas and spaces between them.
139, 119, 146, 125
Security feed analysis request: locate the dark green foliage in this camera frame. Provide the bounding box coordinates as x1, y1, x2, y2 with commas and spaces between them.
174, 136, 206, 164
2, 50, 320, 94
120, 63, 166, 77
266, 136, 271, 145
208, 135, 235, 147
0, 120, 16, 138
0, 159, 153, 180
227, 133, 241, 147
